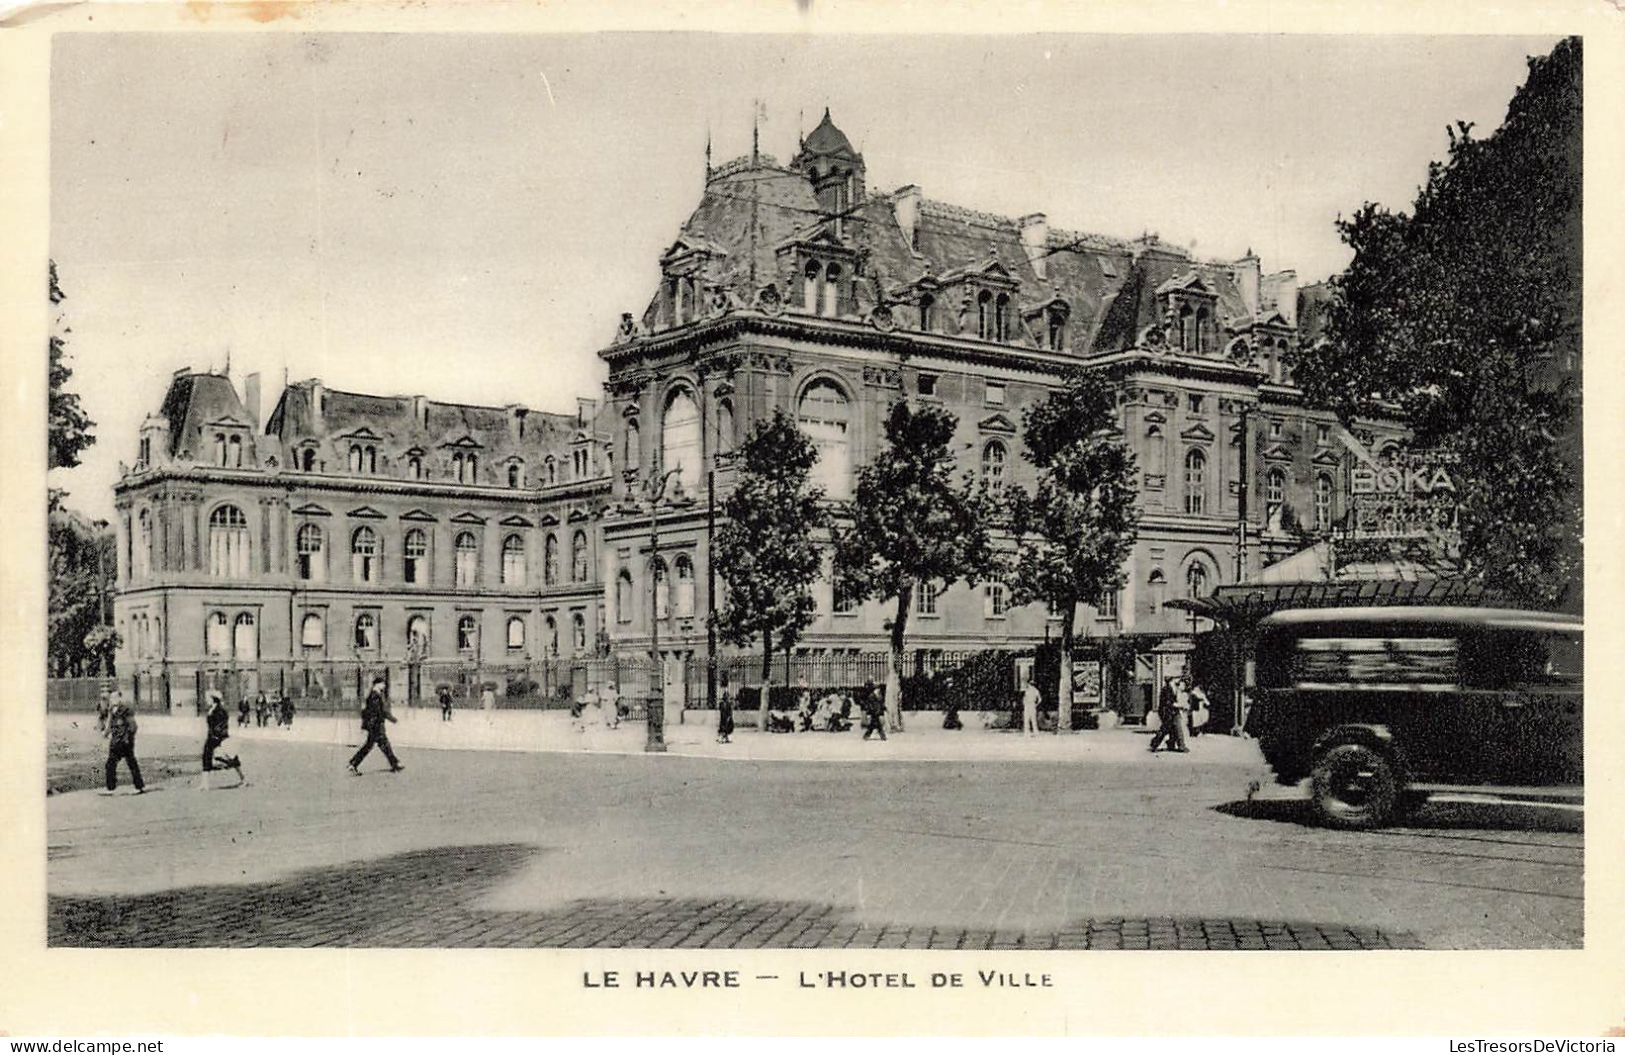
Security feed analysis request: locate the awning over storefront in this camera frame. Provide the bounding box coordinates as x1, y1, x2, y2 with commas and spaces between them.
1165, 578, 1505, 626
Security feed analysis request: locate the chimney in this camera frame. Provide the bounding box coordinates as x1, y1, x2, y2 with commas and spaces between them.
1262, 270, 1299, 328
310, 380, 324, 421
412, 395, 429, 429
508, 404, 529, 440
243, 372, 262, 431
1233, 250, 1261, 318
1018, 214, 1049, 279
894, 185, 923, 252
576, 396, 599, 428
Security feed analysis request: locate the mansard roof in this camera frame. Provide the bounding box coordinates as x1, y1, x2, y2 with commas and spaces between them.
157, 371, 254, 458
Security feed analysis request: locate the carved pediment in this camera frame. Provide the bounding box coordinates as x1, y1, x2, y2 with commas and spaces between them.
537, 512, 561, 527
450, 511, 487, 525
567, 508, 592, 523
337, 426, 382, 442
347, 506, 387, 520
1143, 410, 1168, 426
203, 416, 252, 431
442, 435, 484, 450
1155, 271, 1216, 298
1261, 443, 1294, 462
978, 413, 1019, 435
1180, 422, 1216, 442
400, 509, 438, 522
499, 514, 534, 528
1310, 448, 1343, 467
290, 502, 331, 518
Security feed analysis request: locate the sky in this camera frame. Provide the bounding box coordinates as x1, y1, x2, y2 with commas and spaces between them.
48, 31, 1563, 520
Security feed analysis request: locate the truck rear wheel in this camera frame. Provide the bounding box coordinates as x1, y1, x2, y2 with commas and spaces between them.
1310, 742, 1400, 830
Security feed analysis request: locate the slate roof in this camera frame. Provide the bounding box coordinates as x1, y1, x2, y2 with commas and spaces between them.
156, 372, 255, 459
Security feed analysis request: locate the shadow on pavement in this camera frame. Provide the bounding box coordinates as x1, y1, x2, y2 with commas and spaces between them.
1214, 797, 1583, 834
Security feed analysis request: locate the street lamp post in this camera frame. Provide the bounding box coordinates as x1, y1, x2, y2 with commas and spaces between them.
705, 450, 741, 712
628, 466, 684, 753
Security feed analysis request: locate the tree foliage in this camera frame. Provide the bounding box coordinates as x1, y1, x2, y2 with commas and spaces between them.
714, 408, 829, 688
49, 506, 118, 676
48, 260, 96, 471
1291, 37, 1581, 607
1006, 368, 1140, 728
834, 400, 996, 726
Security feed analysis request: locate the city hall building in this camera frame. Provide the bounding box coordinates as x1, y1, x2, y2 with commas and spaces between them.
113, 111, 1401, 714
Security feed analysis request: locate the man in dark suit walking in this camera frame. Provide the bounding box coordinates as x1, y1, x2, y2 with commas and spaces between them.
348, 677, 403, 775
104, 691, 145, 794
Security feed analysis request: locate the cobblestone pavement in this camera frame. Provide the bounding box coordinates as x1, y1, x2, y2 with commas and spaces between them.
47, 721, 1582, 949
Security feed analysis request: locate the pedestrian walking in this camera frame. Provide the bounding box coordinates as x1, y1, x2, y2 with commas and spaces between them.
103, 691, 145, 794
96, 688, 111, 736
237, 695, 251, 728
1021, 672, 1041, 737
348, 677, 403, 775
1186, 678, 1211, 739
200, 691, 244, 788
601, 680, 621, 729
437, 685, 454, 722
279, 692, 295, 729
716, 673, 734, 744
1149, 676, 1191, 753
860, 680, 887, 741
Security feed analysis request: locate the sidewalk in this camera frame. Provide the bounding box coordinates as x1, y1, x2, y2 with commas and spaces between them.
111, 707, 1267, 766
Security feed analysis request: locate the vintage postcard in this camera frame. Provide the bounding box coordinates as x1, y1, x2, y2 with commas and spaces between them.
1, 0, 1620, 1039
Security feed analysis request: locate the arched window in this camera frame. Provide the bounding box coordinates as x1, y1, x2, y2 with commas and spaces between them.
506, 616, 526, 651
623, 422, 639, 471
403, 528, 427, 584
300, 448, 316, 472
501, 534, 526, 586
616, 569, 634, 624
1315, 473, 1334, 530
1186, 562, 1209, 599
661, 388, 701, 492
652, 558, 670, 621
1178, 304, 1194, 351
351, 613, 376, 651
366, 446, 377, 474
1196, 307, 1212, 354
300, 612, 324, 649
296, 523, 325, 582
465, 453, 478, 483
919, 293, 934, 332
136, 509, 152, 578
797, 379, 852, 500
351, 526, 380, 583
674, 555, 695, 618
205, 611, 229, 656
1266, 468, 1286, 508
544, 457, 557, 486
803, 259, 820, 310
977, 290, 993, 339
544, 533, 559, 586
823, 263, 841, 317
407, 455, 423, 480
544, 615, 559, 655
571, 530, 589, 582
407, 615, 430, 654
457, 615, 477, 653
207, 505, 250, 578
452, 451, 464, 481
1184, 448, 1206, 515
1047, 308, 1067, 350
716, 399, 735, 453
233, 612, 257, 660
982, 441, 1007, 495
213, 433, 226, 466
228, 435, 243, 468
994, 293, 1011, 341
349, 444, 364, 473
572, 612, 587, 652
508, 463, 522, 489
454, 531, 478, 587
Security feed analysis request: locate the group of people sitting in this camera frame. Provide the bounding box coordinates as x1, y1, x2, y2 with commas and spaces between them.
764, 688, 859, 733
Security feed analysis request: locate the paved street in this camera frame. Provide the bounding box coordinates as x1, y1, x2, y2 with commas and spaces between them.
47, 717, 1582, 949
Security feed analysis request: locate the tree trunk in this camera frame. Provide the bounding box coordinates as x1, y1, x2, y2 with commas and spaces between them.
887, 585, 910, 732
759, 627, 774, 729
1057, 600, 1076, 734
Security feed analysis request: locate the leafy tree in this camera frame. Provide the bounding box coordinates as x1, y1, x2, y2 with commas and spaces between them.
1005, 368, 1140, 730
714, 408, 829, 714
48, 506, 116, 676
1291, 37, 1581, 607
48, 260, 96, 471
834, 400, 996, 730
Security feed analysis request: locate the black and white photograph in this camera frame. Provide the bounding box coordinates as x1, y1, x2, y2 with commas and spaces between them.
8, 3, 1613, 1038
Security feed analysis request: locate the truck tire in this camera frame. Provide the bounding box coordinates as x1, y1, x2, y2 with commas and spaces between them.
1310, 742, 1400, 830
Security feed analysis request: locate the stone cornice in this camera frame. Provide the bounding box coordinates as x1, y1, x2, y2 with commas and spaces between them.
114, 467, 614, 505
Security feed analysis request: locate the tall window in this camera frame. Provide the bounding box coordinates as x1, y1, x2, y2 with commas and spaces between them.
454, 531, 478, 587
987, 582, 1008, 618
296, 524, 325, 582
977, 290, 993, 339
407, 615, 430, 654
353, 613, 377, 651
1196, 307, 1212, 354
572, 612, 587, 652
1047, 308, 1066, 350
205, 611, 229, 656
674, 556, 695, 618
916, 581, 939, 616
822, 263, 841, 317
652, 559, 670, 620
1186, 562, 1209, 599
136, 510, 152, 578
506, 616, 526, 650
507, 463, 522, 489
623, 422, 639, 471
457, 615, 477, 653
544, 533, 559, 586
407, 455, 423, 480
994, 293, 1011, 341
1179, 304, 1194, 351
919, 293, 934, 331
797, 379, 851, 500
1146, 426, 1166, 480
571, 530, 589, 582
545, 457, 557, 486
616, 569, 634, 624
1184, 448, 1206, 515
465, 453, 478, 483
716, 399, 735, 453
982, 441, 1007, 495
300, 448, 316, 471
403, 529, 427, 584
351, 526, 380, 583
208, 505, 251, 578
803, 260, 819, 310
228, 435, 243, 468
349, 445, 363, 473
213, 433, 226, 466
300, 612, 324, 649
1266, 468, 1286, 508
545, 615, 559, 655
501, 534, 526, 586
661, 389, 701, 492
1100, 589, 1119, 619
1314, 473, 1334, 530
